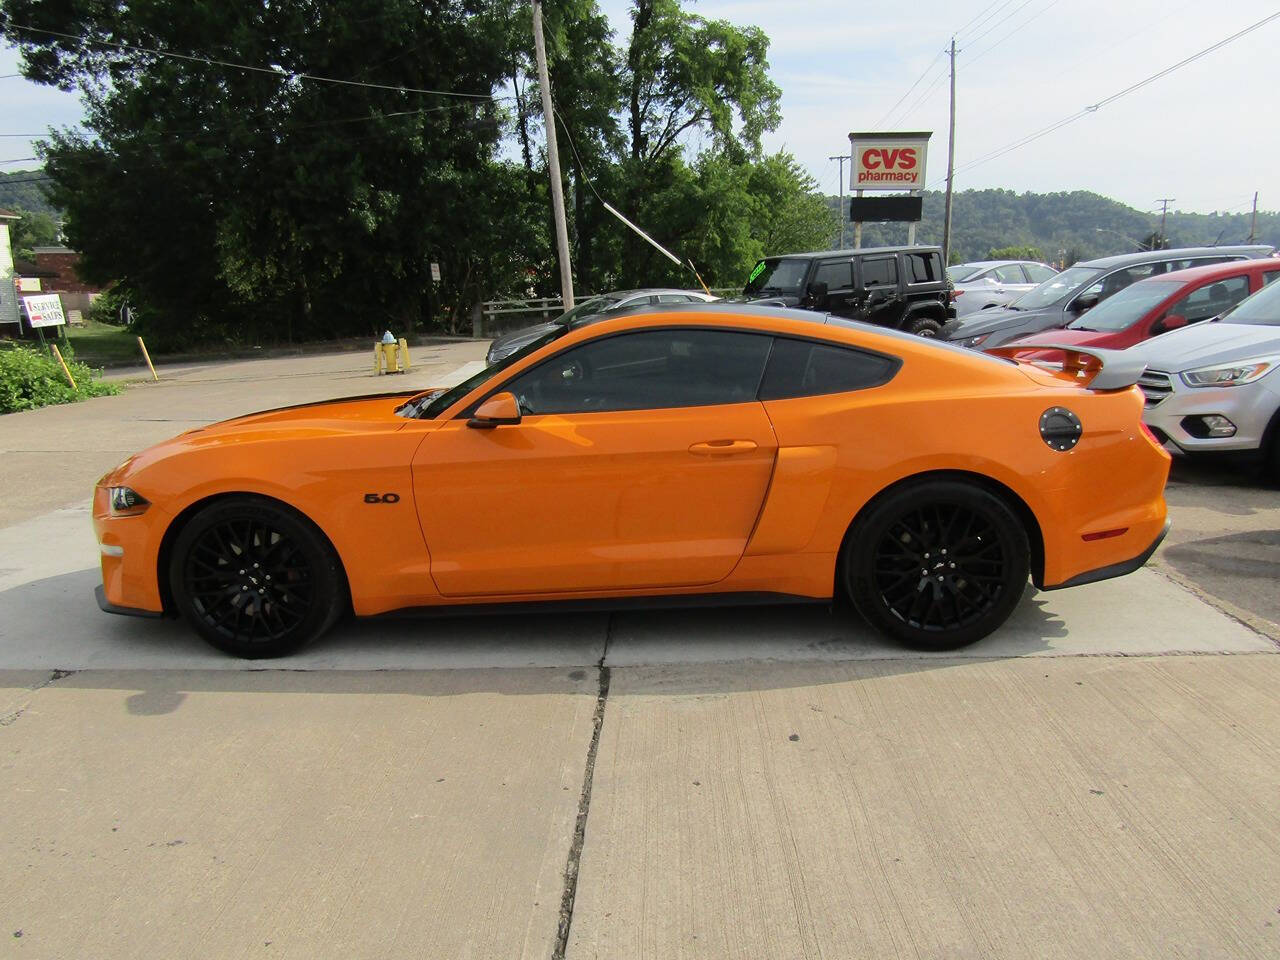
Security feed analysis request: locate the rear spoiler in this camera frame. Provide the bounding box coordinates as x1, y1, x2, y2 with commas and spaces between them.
985, 342, 1149, 391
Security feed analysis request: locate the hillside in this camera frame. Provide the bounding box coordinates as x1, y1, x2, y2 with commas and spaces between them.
824, 188, 1279, 265
0, 168, 58, 217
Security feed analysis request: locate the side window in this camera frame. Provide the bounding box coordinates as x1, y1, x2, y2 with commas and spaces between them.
861, 256, 898, 288
1023, 263, 1057, 283
656, 293, 694, 303
1098, 265, 1156, 301
1168, 276, 1252, 324
906, 253, 938, 284
994, 265, 1025, 284
1263, 270, 1280, 286
814, 260, 854, 290
502, 329, 772, 415
758, 338, 898, 400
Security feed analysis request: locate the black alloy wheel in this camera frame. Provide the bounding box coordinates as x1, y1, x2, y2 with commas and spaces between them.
844, 480, 1030, 650
170, 497, 346, 658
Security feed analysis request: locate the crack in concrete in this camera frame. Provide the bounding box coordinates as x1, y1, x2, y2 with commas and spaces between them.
0, 669, 76, 727
552, 614, 613, 960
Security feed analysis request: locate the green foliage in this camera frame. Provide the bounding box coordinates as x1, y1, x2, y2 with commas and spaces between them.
8, 207, 60, 259
0, 169, 59, 217
987, 245, 1045, 262
0, 344, 121, 414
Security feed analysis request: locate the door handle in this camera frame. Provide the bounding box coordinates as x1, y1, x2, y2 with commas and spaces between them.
689, 439, 758, 456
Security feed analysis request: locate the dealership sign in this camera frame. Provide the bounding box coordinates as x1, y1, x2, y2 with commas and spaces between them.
848, 131, 932, 191
22, 294, 66, 328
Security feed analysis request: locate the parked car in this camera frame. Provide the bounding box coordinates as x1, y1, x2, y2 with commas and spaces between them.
947, 260, 1060, 316
485, 288, 716, 363
940, 245, 1275, 350
94, 304, 1168, 658
743, 245, 955, 336
999, 259, 1280, 357
1128, 281, 1280, 480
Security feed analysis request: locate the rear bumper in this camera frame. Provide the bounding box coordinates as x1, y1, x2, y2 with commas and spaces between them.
1044, 519, 1170, 590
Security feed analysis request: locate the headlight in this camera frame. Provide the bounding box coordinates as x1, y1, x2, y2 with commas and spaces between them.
1180, 355, 1278, 388
963, 334, 989, 348
109, 486, 150, 514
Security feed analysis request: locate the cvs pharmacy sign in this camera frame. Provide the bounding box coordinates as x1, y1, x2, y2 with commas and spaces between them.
848, 131, 931, 191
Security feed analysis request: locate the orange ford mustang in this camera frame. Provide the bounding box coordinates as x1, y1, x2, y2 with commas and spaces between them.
93, 306, 1170, 658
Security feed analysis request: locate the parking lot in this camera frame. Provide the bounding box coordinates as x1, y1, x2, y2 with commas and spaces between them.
2, 342, 1279, 959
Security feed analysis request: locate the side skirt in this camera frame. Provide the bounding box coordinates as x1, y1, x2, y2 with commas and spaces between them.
373, 591, 829, 620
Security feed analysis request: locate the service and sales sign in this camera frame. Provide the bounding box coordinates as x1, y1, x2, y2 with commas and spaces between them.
848, 131, 932, 191
22, 294, 66, 328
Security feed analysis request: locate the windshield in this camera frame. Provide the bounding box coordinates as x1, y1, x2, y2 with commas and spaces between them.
946, 265, 983, 282
1067, 279, 1180, 332
418, 326, 567, 418
1009, 265, 1102, 310
744, 258, 808, 297
1221, 280, 1280, 326
555, 294, 618, 326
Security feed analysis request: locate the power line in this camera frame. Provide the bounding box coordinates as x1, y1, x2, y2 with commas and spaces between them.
0, 157, 38, 164
959, 0, 1038, 49
8, 23, 501, 101
874, 49, 945, 130
955, 0, 1019, 43
952, 0, 1009, 39
934, 10, 1280, 183
964, 0, 1063, 64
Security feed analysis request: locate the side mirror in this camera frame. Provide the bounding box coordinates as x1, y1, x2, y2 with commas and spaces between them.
1157, 313, 1188, 332
467, 391, 521, 429
1072, 292, 1100, 312
807, 280, 829, 305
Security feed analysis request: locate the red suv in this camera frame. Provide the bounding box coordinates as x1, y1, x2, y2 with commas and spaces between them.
1000, 259, 1280, 354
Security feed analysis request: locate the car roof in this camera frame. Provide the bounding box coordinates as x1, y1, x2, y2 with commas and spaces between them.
766, 246, 942, 259
604, 288, 712, 299
1127, 258, 1279, 287
1073, 245, 1274, 270
951, 260, 1036, 269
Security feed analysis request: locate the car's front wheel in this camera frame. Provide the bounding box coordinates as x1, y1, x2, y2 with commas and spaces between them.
169, 496, 347, 658
843, 479, 1030, 650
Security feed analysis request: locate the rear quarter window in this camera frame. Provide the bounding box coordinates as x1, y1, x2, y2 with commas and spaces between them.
759, 338, 899, 400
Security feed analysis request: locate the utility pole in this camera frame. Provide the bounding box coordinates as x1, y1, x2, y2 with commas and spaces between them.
1249, 191, 1259, 243
532, 0, 574, 309
941, 37, 957, 267
1155, 197, 1176, 248
828, 153, 849, 248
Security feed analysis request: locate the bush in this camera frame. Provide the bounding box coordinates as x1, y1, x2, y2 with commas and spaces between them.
0, 344, 122, 414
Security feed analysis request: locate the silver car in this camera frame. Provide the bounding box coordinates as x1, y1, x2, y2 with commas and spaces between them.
1131, 280, 1280, 479
946, 260, 1059, 316
485, 288, 717, 364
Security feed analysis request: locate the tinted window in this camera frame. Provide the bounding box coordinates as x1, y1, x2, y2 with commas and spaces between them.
907, 253, 938, 283
1168, 275, 1252, 323
744, 258, 809, 296
814, 260, 853, 289
758, 339, 897, 400
861, 257, 897, 287
1263, 270, 1280, 286
1023, 263, 1058, 283
994, 265, 1025, 284
503, 329, 772, 415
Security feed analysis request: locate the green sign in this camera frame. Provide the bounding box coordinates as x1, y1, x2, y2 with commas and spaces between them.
748, 261, 766, 283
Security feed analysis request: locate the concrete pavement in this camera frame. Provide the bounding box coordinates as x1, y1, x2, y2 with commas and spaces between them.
2, 341, 1279, 959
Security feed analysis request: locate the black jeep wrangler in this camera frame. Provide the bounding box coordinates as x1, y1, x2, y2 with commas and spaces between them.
742, 245, 955, 336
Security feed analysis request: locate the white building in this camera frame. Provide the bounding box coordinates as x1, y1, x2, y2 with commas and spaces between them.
0, 209, 19, 330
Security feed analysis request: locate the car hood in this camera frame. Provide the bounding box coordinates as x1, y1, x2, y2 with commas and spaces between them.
1003, 327, 1116, 349
942, 306, 1059, 340
1127, 323, 1280, 372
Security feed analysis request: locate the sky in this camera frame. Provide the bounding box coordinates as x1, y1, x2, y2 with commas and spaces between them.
3, 0, 1278, 216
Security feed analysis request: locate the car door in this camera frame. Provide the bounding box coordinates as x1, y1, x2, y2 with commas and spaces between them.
810, 258, 857, 319
856, 255, 902, 326
412, 327, 778, 597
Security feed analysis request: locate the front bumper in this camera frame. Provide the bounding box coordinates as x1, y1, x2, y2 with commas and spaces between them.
1140, 369, 1280, 455
95, 584, 164, 618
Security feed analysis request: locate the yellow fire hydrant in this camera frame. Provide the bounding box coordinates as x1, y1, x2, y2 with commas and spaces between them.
374, 331, 412, 374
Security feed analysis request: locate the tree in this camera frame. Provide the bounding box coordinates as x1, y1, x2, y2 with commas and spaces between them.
987, 245, 1045, 262
8, 207, 60, 259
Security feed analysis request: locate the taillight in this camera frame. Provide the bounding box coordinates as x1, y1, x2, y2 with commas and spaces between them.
1138, 421, 1163, 449
950, 290, 963, 301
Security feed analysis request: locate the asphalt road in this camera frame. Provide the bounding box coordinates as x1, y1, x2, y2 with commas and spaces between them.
1, 343, 1278, 959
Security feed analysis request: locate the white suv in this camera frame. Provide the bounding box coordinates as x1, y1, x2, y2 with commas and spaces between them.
1130, 279, 1280, 480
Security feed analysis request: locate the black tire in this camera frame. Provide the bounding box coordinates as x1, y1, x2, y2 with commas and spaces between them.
908, 315, 943, 337
169, 497, 346, 658
1267, 431, 1280, 486
842, 480, 1030, 650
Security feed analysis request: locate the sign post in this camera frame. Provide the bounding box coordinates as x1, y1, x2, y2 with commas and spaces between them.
847, 131, 932, 246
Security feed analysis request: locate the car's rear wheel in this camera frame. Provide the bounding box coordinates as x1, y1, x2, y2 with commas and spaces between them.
843, 480, 1030, 650
909, 316, 943, 337
169, 497, 346, 658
